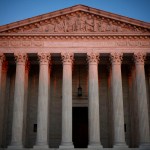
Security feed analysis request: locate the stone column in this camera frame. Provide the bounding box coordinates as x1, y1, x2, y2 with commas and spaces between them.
87, 52, 102, 149
34, 53, 51, 149
110, 52, 127, 148
134, 52, 150, 149
23, 62, 30, 147
148, 68, 150, 133
0, 54, 6, 147
59, 53, 74, 149
0, 54, 5, 90
8, 53, 27, 149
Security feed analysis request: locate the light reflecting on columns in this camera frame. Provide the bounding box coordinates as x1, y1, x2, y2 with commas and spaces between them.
110, 52, 127, 148
0, 54, 5, 88
134, 52, 150, 149
8, 53, 27, 149
0, 54, 6, 148
87, 52, 102, 149
24, 62, 30, 147
59, 53, 74, 149
34, 53, 51, 149
148, 68, 150, 134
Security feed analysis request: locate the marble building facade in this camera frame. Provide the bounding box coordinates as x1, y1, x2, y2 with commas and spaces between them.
0, 5, 150, 150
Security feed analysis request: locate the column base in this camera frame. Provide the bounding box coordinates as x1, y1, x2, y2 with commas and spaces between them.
113, 143, 128, 150
88, 143, 103, 149
139, 143, 150, 150
33, 144, 49, 149
59, 142, 74, 149
7, 145, 23, 149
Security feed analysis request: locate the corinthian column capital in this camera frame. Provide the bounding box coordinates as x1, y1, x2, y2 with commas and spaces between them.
14, 53, 27, 64
110, 52, 123, 65
0, 54, 5, 65
61, 53, 74, 64
87, 52, 99, 64
134, 52, 146, 65
38, 53, 51, 64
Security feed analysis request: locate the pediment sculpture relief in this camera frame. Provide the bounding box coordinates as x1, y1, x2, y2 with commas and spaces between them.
22, 16, 143, 33
2, 11, 148, 34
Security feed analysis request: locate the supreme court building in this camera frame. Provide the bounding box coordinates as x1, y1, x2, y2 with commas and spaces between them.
0, 5, 150, 150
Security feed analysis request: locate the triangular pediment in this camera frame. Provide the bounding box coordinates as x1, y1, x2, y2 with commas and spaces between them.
0, 5, 150, 35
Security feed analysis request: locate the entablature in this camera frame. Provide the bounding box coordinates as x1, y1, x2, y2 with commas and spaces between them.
0, 37, 150, 51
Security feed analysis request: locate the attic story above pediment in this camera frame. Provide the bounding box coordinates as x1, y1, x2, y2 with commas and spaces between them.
1, 10, 150, 34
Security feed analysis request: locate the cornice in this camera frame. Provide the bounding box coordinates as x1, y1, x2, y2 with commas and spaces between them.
0, 34, 149, 40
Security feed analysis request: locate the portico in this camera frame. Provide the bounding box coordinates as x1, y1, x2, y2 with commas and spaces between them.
0, 4, 150, 150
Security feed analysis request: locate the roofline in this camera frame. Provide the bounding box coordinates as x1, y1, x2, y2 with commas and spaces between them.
0, 4, 150, 32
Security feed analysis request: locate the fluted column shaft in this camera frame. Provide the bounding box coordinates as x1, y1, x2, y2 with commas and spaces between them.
34, 53, 51, 149
0, 54, 6, 147
110, 53, 127, 148
23, 62, 30, 146
59, 53, 74, 148
87, 52, 102, 149
134, 52, 150, 149
0, 54, 5, 90
0, 54, 5, 96
8, 53, 27, 148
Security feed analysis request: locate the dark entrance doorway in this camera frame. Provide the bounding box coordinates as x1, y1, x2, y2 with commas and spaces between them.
73, 107, 88, 148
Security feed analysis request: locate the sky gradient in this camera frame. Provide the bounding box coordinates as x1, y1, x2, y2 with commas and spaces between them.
0, 0, 150, 26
